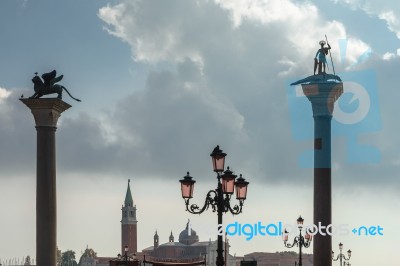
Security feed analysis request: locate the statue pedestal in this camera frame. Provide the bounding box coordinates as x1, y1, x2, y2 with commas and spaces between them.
20, 98, 71, 266
301, 81, 343, 266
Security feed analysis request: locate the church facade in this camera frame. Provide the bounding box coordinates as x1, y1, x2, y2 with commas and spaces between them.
142, 221, 236, 266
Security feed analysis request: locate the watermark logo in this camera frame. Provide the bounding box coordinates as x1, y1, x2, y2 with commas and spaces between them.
351, 225, 383, 236
286, 39, 382, 167
187, 221, 384, 241
225, 221, 282, 240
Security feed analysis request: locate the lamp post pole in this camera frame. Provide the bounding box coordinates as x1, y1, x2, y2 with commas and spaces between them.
283, 216, 313, 266
332, 242, 351, 266
179, 146, 250, 266
216, 177, 224, 266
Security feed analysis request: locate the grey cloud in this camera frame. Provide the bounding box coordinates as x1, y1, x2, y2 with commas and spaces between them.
1, 0, 398, 194
0, 89, 37, 176
55, 59, 248, 180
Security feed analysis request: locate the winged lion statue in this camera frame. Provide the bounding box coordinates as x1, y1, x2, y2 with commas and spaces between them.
29, 70, 81, 102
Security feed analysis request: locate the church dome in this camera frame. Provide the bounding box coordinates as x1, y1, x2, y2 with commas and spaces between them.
178, 220, 199, 245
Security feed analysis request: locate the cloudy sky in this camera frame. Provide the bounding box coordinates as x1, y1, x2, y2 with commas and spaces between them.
0, 0, 399, 265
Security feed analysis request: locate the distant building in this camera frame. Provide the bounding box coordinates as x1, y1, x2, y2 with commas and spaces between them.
80, 180, 239, 266
97, 257, 115, 266
240, 261, 257, 266
78, 246, 99, 266
80, 255, 97, 266
240, 251, 313, 266
142, 221, 236, 266
121, 179, 138, 255
82, 180, 138, 266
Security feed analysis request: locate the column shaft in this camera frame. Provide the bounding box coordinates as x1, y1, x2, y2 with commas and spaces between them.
301, 82, 342, 266
313, 116, 332, 266
36, 126, 57, 266
20, 98, 71, 266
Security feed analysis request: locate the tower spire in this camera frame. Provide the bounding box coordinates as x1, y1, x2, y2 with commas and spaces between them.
125, 179, 133, 207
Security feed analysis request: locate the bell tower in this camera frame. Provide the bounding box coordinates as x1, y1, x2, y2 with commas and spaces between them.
121, 179, 137, 254
154, 230, 159, 249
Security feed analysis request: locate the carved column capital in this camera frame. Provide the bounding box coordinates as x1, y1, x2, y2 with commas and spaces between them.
20, 98, 71, 128
301, 82, 343, 117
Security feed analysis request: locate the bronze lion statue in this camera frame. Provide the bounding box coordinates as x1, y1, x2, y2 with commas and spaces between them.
29, 70, 81, 102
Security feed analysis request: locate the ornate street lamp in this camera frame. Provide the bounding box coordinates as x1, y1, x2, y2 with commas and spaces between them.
124, 245, 129, 266
332, 242, 351, 265
179, 145, 249, 266
115, 248, 139, 266
283, 216, 312, 266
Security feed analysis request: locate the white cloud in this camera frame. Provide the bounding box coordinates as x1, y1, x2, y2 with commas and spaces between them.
0, 87, 18, 124
379, 10, 400, 38
0, 87, 11, 99
213, 0, 373, 68
277, 57, 296, 77
333, 0, 400, 39
215, 0, 319, 27
98, 1, 204, 64
382, 52, 396, 60
342, 38, 372, 68
98, 0, 372, 78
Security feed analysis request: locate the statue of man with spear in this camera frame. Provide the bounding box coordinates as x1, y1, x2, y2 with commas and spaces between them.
314, 39, 331, 75
291, 36, 341, 85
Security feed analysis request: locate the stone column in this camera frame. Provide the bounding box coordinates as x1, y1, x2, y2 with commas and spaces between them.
20, 98, 71, 266
301, 82, 343, 266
